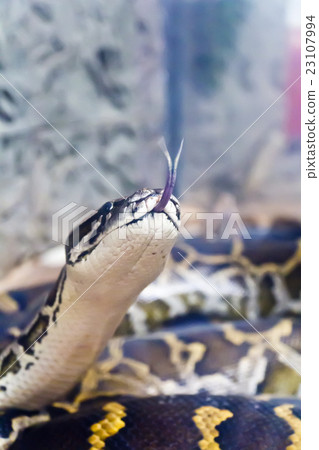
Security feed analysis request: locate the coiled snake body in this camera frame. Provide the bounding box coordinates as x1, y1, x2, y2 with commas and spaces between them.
0, 177, 301, 449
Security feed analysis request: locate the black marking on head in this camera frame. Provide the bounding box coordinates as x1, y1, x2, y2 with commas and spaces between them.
65, 200, 120, 266
169, 196, 180, 221
67, 247, 99, 267
0, 385, 7, 391
0, 350, 21, 377
162, 211, 179, 230
65, 201, 113, 260
66, 190, 179, 266
18, 314, 50, 355
113, 198, 126, 208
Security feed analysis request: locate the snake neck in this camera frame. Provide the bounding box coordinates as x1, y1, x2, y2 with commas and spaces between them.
0, 189, 180, 411
0, 245, 169, 410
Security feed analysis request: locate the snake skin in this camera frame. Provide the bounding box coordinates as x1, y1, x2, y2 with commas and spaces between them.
76, 317, 300, 400
0, 227, 301, 449
0, 229, 301, 347
6, 395, 300, 450
119, 233, 300, 336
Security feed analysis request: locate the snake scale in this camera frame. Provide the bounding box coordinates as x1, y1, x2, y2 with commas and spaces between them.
0, 150, 301, 449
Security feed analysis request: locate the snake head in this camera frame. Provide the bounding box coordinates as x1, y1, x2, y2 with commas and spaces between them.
64, 140, 181, 301
65, 140, 182, 271
65, 194, 180, 302
64, 188, 180, 309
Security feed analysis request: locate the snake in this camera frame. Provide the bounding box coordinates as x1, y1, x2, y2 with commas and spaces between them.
0, 147, 301, 449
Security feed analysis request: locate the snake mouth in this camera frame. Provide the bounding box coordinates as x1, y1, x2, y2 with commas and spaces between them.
118, 188, 180, 231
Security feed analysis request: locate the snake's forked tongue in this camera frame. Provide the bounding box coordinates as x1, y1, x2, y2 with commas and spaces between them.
153, 138, 183, 212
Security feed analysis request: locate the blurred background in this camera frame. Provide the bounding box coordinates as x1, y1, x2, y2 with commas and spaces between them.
0, 0, 300, 278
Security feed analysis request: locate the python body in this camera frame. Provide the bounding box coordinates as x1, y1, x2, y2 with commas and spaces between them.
0, 148, 300, 448
0, 188, 180, 411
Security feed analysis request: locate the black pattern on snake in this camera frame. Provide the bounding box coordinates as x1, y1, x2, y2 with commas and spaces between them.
8, 395, 300, 450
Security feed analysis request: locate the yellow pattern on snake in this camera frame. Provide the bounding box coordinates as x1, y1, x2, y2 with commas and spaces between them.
173, 239, 301, 278
274, 404, 301, 450
192, 406, 233, 450
88, 402, 127, 450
